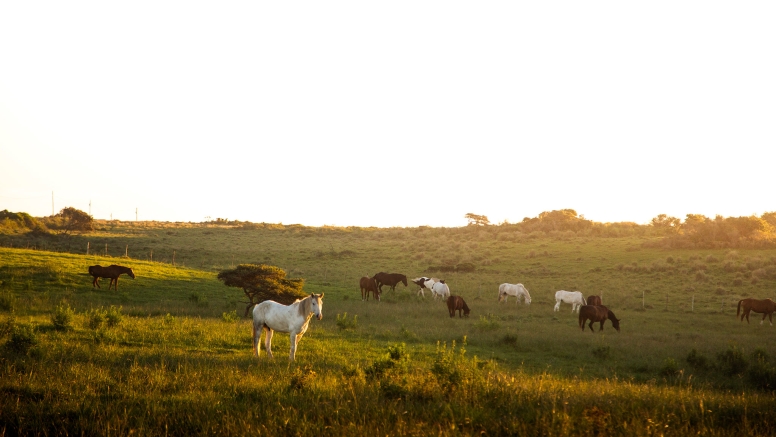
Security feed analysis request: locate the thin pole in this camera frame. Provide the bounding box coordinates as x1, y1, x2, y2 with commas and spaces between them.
87, 242, 90, 255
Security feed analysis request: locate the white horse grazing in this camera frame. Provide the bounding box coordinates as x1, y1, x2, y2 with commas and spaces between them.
554, 290, 585, 313
412, 276, 440, 297
498, 283, 532, 304
252, 293, 324, 361
431, 281, 450, 301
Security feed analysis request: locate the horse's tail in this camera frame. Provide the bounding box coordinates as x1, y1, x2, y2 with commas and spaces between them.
737, 299, 743, 317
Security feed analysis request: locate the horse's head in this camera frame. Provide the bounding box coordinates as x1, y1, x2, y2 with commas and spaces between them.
524, 294, 532, 305
611, 317, 621, 332
128, 268, 136, 279
401, 276, 408, 287
310, 293, 324, 320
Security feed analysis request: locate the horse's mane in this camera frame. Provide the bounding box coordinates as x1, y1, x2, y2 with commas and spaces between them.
297, 295, 312, 318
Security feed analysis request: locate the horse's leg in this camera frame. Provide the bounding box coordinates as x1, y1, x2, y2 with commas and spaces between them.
762, 313, 767, 325
587, 320, 595, 332
745, 309, 751, 324
264, 329, 274, 359
770, 313, 773, 326
599, 321, 604, 332
252, 322, 261, 357
289, 331, 301, 361
554, 300, 560, 311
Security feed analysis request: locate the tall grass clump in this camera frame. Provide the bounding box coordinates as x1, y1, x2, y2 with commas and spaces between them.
4, 323, 38, 354
105, 305, 123, 327
0, 291, 15, 312
717, 346, 748, 376
51, 303, 75, 331
86, 308, 106, 330
335, 312, 358, 331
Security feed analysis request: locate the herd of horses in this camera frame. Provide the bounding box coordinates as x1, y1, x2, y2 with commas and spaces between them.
83, 264, 776, 360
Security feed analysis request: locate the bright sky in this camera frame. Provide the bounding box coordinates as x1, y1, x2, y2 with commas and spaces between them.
1, 2, 774, 228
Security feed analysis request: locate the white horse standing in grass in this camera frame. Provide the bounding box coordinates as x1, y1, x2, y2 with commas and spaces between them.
252, 293, 324, 361
431, 281, 450, 301
554, 290, 585, 313
498, 283, 532, 304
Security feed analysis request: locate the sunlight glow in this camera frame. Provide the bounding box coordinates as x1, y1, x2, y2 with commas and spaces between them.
1, 2, 774, 227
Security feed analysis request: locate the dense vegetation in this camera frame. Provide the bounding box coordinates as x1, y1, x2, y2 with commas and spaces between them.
1, 210, 776, 435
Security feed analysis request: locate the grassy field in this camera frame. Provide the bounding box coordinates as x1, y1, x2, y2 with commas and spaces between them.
1, 222, 776, 435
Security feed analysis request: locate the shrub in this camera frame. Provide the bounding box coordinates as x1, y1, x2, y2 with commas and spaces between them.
105, 306, 123, 327
335, 313, 358, 331
189, 292, 208, 306
221, 310, 239, 323
0, 315, 16, 338
500, 333, 518, 346
659, 357, 680, 377
747, 361, 776, 391
0, 292, 14, 312
86, 308, 106, 330
592, 346, 610, 360
686, 349, 709, 370
288, 365, 317, 391
431, 342, 463, 389
717, 346, 748, 376
366, 343, 408, 379
5, 323, 38, 354
51, 303, 75, 331
474, 314, 501, 330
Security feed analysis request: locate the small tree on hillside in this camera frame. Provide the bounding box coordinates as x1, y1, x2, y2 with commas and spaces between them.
465, 213, 490, 226
55, 207, 93, 234
217, 264, 306, 316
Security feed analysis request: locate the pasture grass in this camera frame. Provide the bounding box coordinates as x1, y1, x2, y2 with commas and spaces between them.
1, 222, 776, 435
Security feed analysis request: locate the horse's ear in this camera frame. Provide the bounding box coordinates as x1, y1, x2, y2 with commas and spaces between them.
319, 293, 324, 299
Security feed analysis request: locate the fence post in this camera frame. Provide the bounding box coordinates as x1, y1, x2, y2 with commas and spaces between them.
173, 250, 176, 266
86, 242, 90, 255
125, 245, 128, 258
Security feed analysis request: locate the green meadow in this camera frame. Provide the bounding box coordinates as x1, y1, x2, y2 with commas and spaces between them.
1, 221, 776, 435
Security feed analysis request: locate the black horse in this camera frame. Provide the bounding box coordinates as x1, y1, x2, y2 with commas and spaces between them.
373, 272, 408, 293
89, 265, 136, 291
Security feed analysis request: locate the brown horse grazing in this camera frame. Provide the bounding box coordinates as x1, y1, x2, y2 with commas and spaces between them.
447, 295, 470, 318
89, 265, 136, 291
586, 295, 602, 306
373, 272, 408, 293
737, 298, 776, 325
578, 305, 621, 332
359, 276, 380, 301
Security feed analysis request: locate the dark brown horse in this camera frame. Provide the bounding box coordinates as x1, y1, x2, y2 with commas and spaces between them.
737, 298, 776, 325
359, 276, 380, 301
447, 295, 470, 318
578, 305, 620, 332
373, 272, 408, 293
586, 295, 602, 306
89, 265, 135, 291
